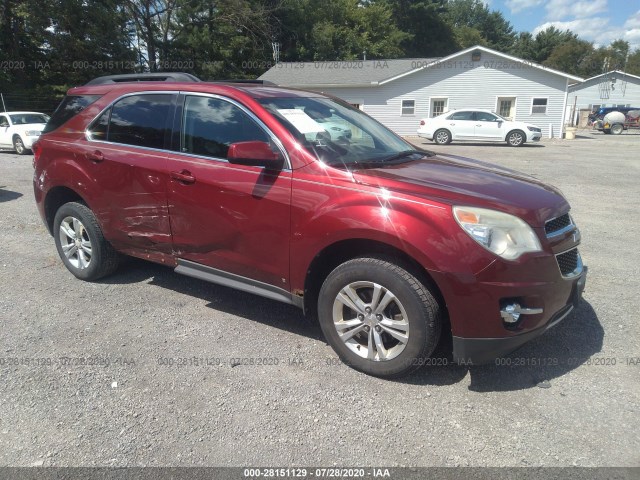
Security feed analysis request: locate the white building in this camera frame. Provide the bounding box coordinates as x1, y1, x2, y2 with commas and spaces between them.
566, 71, 640, 125
259, 45, 582, 138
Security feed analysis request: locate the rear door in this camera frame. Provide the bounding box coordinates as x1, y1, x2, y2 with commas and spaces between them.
79, 92, 175, 253
446, 111, 475, 139
164, 93, 292, 288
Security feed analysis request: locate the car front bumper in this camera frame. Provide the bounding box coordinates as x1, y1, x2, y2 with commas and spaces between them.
450, 266, 587, 365
21, 134, 40, 149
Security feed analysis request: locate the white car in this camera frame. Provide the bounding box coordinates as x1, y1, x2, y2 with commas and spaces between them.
0, 111, 50, 155
417, 109, 542, 147
304, 117, 353, 142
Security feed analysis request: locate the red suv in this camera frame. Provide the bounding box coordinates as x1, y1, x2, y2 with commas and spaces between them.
33, 74, 587, 378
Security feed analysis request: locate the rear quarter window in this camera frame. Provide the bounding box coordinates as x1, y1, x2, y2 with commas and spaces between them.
43, 95, 102, 134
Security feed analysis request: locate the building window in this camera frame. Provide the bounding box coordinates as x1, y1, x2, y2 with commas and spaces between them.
430, 98, 448, 117
531, 98, 548, 114
401, 99, 415, 116
590, 104, 601, 113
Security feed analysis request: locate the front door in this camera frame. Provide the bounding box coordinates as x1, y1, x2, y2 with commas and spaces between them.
473, 111, 505, 140
0, 114, 11, 147
165, 94, 291, 288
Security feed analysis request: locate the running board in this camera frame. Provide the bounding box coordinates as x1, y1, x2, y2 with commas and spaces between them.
174, 259, 303, 309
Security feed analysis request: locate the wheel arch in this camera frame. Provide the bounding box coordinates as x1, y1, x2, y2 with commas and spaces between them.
506, 129, 526, 144
302, 238, 446, 319
433, 128, 452, 144
44, 186, 89, 235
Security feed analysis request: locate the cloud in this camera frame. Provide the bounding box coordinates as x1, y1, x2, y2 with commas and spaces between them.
533, 14, 640, 50
543, 0, 608, 21
505, 0, 544, 14
624, 9, 640, 29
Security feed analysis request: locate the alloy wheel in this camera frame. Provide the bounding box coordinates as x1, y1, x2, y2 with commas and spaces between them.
58, 216, 93, 270
331, 281, 409, 361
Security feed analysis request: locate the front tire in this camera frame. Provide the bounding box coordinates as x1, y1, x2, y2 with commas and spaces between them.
506, 130, 525, 147
13, 135, 28, 155
53, 202, 120, 281
433, 129, 451, 145
318, 257, 441, 378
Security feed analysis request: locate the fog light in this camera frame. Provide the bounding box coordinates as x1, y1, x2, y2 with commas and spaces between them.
500, 303, 543, 324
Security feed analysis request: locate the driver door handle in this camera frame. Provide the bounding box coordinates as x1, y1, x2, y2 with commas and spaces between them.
170, 170, 196, 184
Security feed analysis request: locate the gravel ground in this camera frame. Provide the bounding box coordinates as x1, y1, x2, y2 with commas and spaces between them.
0, 129, 638, 468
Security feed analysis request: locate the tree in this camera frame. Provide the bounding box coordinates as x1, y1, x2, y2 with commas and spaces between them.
510, 32, 536, 61
274, 0, 410, 61
379, 0, 458, 57
444, 0, 516, 51
543, 38, 594, 77
626, 49, 640, 76
528, 26, 577, 64
44, 0, 136, 85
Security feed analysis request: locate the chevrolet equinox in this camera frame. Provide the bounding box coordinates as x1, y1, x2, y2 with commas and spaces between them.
32, 74, 587, 378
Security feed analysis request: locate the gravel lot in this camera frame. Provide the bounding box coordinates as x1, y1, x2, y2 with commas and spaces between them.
0, 129, 638, 468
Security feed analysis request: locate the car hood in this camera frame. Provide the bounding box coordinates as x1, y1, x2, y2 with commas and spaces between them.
504, 120, 538, 129
11, 123, 46, 131
352, 153, 569, 226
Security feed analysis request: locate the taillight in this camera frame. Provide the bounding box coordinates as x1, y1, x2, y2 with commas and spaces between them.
420, 120, 425, 126
32, 140, 42, 167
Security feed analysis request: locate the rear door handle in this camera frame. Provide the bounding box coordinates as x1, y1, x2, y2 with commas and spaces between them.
87, 150, 104, 163
170, 170, 196, 184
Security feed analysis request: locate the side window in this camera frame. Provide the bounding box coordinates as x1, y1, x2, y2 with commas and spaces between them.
87, 108, 110, 141
475, 111, 498, 122
43, 94, 102, 134
401, 100, 415, 116
181, 95, 270, 160
109, 94, 173, 149
0, 115, 8, 127
531, 98, 548, 114
449, 111, 474, 121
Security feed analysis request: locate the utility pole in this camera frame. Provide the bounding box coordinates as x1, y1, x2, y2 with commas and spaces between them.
0, 93, 6, 112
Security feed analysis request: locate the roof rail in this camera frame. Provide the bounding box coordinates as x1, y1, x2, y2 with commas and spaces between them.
208, 79, 276, 86
85, 72, 201, 85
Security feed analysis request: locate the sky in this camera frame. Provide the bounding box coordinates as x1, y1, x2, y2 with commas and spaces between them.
488, 0, 640, 49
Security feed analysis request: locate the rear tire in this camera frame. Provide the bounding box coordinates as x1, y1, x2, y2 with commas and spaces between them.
610, 124, 624, 135
318, 257, 441, 378
53, 202, 120, 281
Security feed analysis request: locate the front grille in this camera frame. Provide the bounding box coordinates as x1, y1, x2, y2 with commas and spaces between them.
556, 248, 580, 276
545, 213, 572, 236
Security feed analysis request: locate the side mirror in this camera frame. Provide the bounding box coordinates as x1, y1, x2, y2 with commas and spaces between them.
227, 141, 284, 169
0, 122, 8, 128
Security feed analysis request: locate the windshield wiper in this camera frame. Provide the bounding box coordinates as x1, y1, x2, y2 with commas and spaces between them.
321, 149, 430, 169
375, 149, 428, 163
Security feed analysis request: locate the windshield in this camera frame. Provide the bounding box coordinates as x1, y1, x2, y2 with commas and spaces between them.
9, 114, 49, 125
259, 97, 429, 168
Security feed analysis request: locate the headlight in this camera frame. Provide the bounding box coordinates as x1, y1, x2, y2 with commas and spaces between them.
24, 130, 41, 136
453, 206, 542, 260
527, 126, 541, 132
